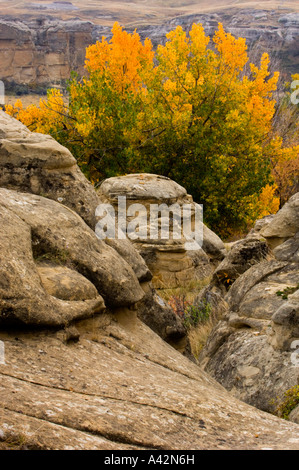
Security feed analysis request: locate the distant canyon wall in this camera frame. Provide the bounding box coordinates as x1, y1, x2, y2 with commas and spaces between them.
0, 17, 99, 90
0, 9, 298, 91
133, 10, 299, 78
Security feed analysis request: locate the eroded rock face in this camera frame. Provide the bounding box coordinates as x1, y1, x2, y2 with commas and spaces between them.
1, 312, 299, 450
0, 188, 146, 326
1, 8, 298, 89
1, 113, 299, 449
213, 238, 272, 294
260, 193, 299, 248
0, 113, 188, 344
98, 173, 225, 289
0, 18, 94, 86
199, 194, 299, 415
0, 111, 99, 228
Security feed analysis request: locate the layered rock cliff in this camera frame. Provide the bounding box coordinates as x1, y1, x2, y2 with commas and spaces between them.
0, 17, 95, 88
0, 8, 298, 91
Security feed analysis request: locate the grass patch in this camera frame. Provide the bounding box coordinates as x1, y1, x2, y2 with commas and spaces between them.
34, 249, 72, 265
274, 385, 299, 420
157, 278, 211, 304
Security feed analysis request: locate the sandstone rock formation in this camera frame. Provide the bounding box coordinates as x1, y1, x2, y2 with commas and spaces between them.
0, 112, 185, 342
98, 173, 225, 289
0, 18, 94, 87
133, 9, 299, 75
1, 113, 299, 449
260, 193, 299, 248
0, 188, 144, 326
199, 195, 299, 416
0, 110, 99, 228
2, 310, 299, 450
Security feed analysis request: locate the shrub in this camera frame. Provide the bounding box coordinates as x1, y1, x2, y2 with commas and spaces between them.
275, 385, 299, 420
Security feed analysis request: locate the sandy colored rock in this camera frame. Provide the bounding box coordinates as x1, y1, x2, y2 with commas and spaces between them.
212, 238, 272, 294
136, 283, 187, 346
0, 188, 145, 326
261, 192, 299, 248
98, 173, 223, 288
0, 18, 94, 86
199, 196, 299, 414
0, 312, 299, 450
37, 265, 99, 301
274, 233, 299, 262
0, 111, 100, 228
104, 238, 152, 283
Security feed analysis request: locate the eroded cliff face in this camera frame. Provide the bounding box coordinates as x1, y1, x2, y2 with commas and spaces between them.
131, 9, 299, 75
1, 112, 299, 450
0, 18, 95, 87
0, 8, 298, 90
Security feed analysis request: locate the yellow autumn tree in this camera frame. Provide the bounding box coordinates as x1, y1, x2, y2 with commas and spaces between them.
5, 22, 298, 236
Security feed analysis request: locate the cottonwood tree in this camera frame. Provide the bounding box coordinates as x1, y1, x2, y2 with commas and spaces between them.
6, 22, 298, 236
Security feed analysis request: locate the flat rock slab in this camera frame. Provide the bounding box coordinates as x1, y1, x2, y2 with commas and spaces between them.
0, 312, 299, 450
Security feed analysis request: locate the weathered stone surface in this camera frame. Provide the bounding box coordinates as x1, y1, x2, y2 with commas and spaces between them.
136, 282, 187, 347
37, 265, 99, 301
199, 195, 299, 414
0, 111, 99, 228
0, 18, 94, 87
1, 312, 299, 450
202, 223, 226, 261
202, 329, 299, 413
212, 238, 272, 294
99, 173, 188, 203
0, 113, 191, 346
98, 173, 223, 288
274, 232, 299, 262
246, 214, 275, 238
0, 188, 145, 325
260, 192, 299, 248
1, 113, 299, 449
0, 8, 298, 89
104, 238, 152, 283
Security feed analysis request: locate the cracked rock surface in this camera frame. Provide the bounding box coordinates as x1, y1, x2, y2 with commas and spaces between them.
1, 311, 299, 450
199, 195, 299, 415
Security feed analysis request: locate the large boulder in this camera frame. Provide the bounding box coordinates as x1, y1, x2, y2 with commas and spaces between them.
199, 194, 299, 415
211, 237, 272, 294
98, 173, 225, 289
260, 192, 299, 248
0, 110, 99, 228
1, 114, 299, 449
0, 113, 188, 343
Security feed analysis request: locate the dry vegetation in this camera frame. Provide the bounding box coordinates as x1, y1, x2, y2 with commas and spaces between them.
157, 278, 221, 360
